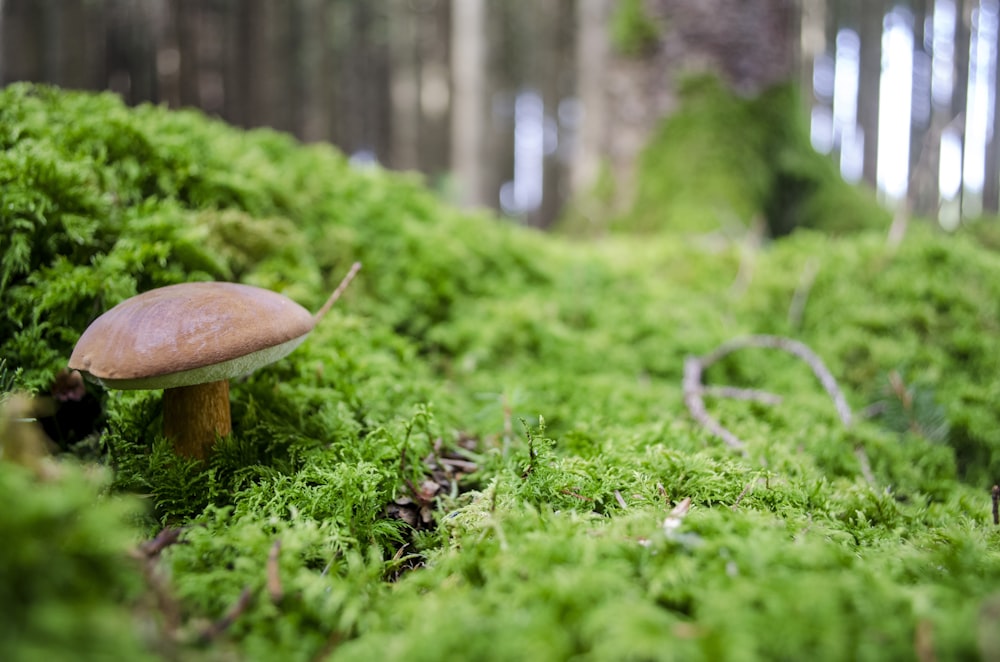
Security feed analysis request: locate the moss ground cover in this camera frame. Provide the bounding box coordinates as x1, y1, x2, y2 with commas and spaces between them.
1, 83, 999, 660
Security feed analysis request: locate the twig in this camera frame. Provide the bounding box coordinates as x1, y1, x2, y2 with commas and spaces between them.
702, 385, 783, 405
136, 527, 184, 559
199, 587, 255, 643
135, 552, 183, 643
684, 335, 852, 451
614, 490, 628, 509
683, 356, 747, 451
855, 446, 877, 489
438, 457, 479, 472
267, 540, 283, 604
787, 257, 820, 329
731, 479, 757, 510
914, 618, 936, 662
313, 262, 362, 323
992, 485, 999, 526
311, 630, 343, 662
559, 488, 593, 501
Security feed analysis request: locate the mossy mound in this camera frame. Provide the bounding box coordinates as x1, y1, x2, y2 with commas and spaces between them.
2, 84, 999, 660
564, 76, 890, 237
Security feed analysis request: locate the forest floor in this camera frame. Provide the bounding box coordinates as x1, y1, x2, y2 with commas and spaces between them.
2, 83, 1000, 661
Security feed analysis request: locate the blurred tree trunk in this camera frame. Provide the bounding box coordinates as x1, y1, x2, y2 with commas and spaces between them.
222, 0, 248, 127
450, 0, 490, 207
388, 0, 421, 170
952, 0, 971, 212
527, 0, 573, 227
416, 3, 452, 177
176, 0, 201, 108
296, 0, 329, 142
909, 0, 930, 175
908, 0, 941, 217
856, 0, 885, 189
799, 0, 826, 112
106, 0, 159, 105
984, 13, 1000, 214
573, 0, 611, 198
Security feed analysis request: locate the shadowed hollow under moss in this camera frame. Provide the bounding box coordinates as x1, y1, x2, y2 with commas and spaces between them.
2, 83, 1000, 661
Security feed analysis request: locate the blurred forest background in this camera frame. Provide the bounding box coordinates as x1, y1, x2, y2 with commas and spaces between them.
1, 0, 998, 229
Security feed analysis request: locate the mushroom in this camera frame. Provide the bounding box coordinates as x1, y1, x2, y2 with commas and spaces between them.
68, 263, 361, 460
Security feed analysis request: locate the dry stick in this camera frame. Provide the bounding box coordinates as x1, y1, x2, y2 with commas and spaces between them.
313, 262, 362, 323
855, 446, 877, 489
702, 385, 783, 406
137, 527, 183, 558
267, 540, 283, 604
731, 479, 758, 510
614, 490, 628, 510
683, 356, 748, 451
708, 335, 852, 427
132, 551, 183, 644
787, 257, 820, 330
684, 335, 853, 451
199, 587, 255, 643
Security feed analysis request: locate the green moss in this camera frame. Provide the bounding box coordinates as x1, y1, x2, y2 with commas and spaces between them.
2, 83, 1000, 660
0, 459, 153, 661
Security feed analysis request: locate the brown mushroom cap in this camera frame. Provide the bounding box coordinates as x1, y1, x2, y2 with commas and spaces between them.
69, 282, 315, 390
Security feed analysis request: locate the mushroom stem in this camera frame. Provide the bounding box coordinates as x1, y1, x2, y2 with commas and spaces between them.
314, 262, 362, 323
163, 380, 231, 459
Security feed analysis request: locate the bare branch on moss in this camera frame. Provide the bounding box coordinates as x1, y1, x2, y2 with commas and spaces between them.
614, 490, 628, 509
267, 540, 283, 604
684, 335, 853, 451
854, 446, 877, 489
731, 479, 759, 510
199, 586, 255, 643
683, 356, 748, 451
136, 527, 183, 558
313, 261, 362, 322
702, 385, 783, 405
788, 257, 820, 329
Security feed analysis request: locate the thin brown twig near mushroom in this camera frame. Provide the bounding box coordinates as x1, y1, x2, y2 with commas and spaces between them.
68, 263, 361, 460
683, 335, 852, 452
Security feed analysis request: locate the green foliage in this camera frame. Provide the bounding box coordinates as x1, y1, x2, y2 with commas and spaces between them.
0, 459, 153, 662
3, 83, 1000, 661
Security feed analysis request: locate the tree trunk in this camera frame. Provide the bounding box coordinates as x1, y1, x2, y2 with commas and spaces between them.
388, 0, 421, 170
857, 0, 885, 189
573, 0, 611, 197
176, 0, 200, 108
984, 7, 1000, 214
952, 0, 971, 213
450, 0, 490, 208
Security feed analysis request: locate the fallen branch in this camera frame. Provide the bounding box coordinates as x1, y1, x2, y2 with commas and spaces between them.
684, 335, 853, 450
136, 527, 184, 559
199, 587, 255, 643
787, 257, 820, 329
267, 540, 283, 604
683, 357, 749, 451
